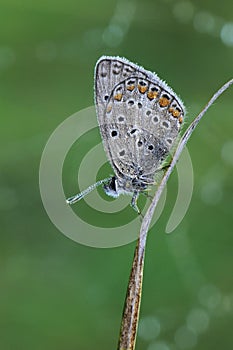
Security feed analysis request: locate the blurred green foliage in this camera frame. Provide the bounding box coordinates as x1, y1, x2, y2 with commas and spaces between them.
0, 0, 233, 349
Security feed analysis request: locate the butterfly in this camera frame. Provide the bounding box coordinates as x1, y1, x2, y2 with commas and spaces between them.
67, 56, 185, 213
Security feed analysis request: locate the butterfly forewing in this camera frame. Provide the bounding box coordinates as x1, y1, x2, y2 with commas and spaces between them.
95, 56, 185, 183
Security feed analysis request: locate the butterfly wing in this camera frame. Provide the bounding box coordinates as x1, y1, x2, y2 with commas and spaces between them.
95, 56, 185, 181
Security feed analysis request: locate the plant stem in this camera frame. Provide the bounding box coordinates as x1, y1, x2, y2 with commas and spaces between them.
117, 78, 233, 350
117, 227, 147, 350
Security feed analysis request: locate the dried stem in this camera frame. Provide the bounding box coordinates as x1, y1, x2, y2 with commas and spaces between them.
117, 78, 233, 350
117, 228, 146, 350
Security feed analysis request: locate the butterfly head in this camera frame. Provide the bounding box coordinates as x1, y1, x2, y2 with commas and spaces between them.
103, 176, 146, 198
103, 176, 120, 198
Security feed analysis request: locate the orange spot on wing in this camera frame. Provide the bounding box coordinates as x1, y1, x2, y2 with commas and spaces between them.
127, 85, 135, 91
147, 91, 158, 100
169, 107, 181, 118
106, 105, 112, 113
138, 85, 148, 94
179, 116, 183, 123
159, 97, 170, 107
173, 109, 181, 117
114, 93, 123, 101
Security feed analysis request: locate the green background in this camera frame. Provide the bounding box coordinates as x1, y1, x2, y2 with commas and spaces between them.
1, 0, 233, 349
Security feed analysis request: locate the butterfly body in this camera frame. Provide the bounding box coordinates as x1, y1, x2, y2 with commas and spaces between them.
67, 56, 185, 213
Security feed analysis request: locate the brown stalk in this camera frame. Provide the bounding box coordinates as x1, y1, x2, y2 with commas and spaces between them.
117, 78, 233, 350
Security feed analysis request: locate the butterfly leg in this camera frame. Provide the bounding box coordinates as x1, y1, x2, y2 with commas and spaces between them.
130, 191, 141, 215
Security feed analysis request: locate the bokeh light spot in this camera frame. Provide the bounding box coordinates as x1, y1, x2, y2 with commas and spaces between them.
148, 340, 171, 350
198, 284, 222, 310
221, 139, 233, 166
200, 181, 223, 205
186, 307, 209, 334
193, 11, 216, 34
102, 24, 124, 47
138, 316, 161, 341
173, 1, 194, 23
221, 22, 233, 46
174, 325, 197, 349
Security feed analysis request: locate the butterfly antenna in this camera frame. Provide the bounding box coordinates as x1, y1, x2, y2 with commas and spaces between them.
66, 177, 111, 205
